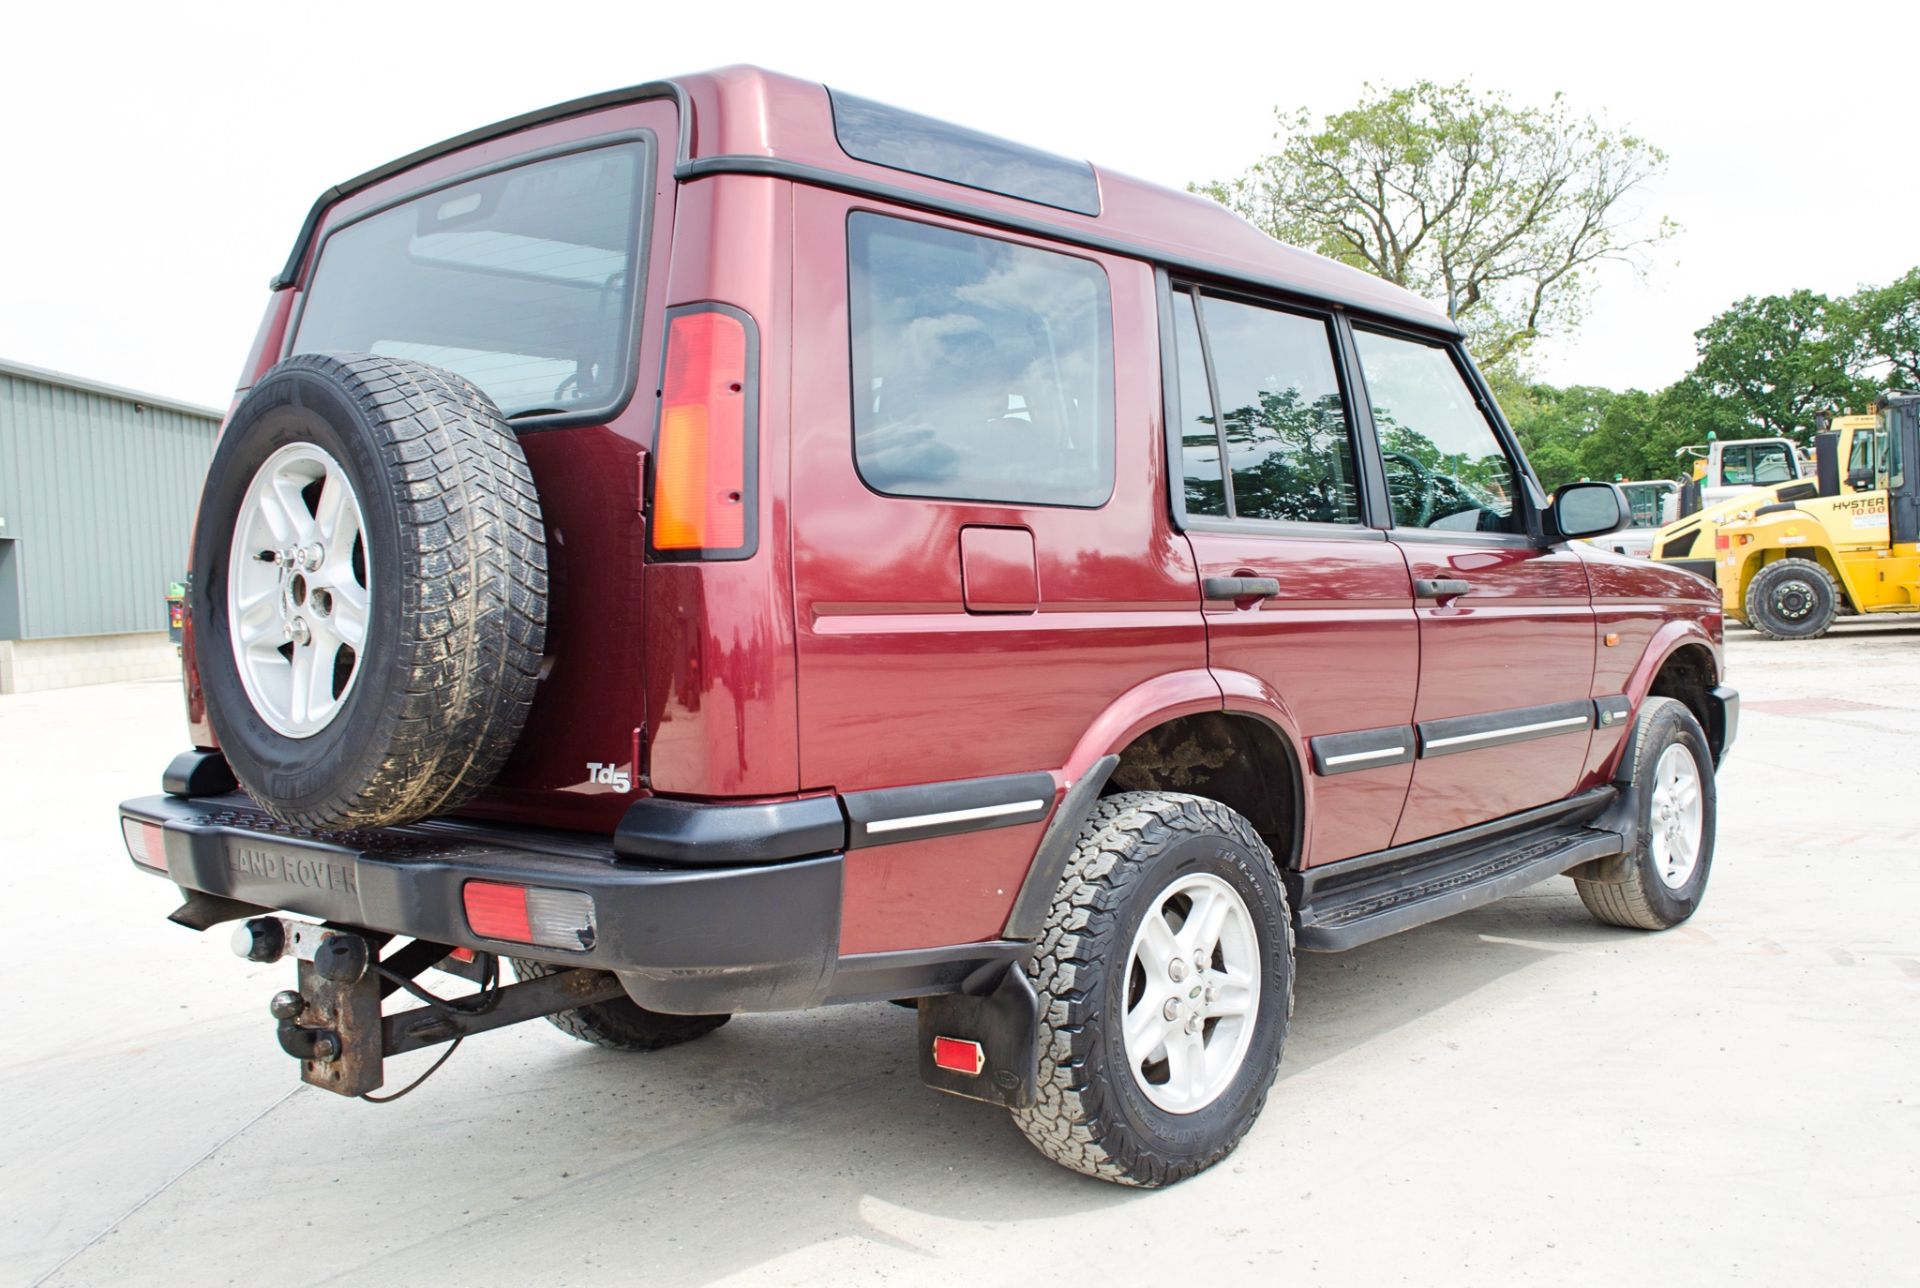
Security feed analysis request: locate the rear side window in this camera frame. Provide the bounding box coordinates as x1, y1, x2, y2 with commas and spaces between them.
1169, 286, 1361, 525
848, 214, 1114, 507
291, 142, 650, 423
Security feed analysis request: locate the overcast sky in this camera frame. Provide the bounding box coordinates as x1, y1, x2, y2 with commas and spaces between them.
2, 0, 1912, 411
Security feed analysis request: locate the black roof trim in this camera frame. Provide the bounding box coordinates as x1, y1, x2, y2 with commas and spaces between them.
677, 154, 1459, 337
270, 80, 687, 290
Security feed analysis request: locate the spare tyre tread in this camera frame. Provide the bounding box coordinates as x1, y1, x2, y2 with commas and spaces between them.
351, 355, 547, 826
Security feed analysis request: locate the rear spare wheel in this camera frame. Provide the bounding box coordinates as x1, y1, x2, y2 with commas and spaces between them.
191, 353, 547, 829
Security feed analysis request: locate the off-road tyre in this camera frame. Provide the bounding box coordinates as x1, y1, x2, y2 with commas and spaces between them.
1743, 557, 1838, 641
509, 960, 731, 1051
1575, 696, 1717, 930
192, 353, 547, 829
1011, 791, 1293, 1187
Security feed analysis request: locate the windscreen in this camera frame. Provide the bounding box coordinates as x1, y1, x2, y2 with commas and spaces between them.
291, 142, 650, 422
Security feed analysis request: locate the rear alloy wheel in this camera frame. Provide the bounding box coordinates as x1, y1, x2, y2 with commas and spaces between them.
1120, 872, 1262, 1114
1743, 558, 1838, 641
1012, 791, 1292, 1187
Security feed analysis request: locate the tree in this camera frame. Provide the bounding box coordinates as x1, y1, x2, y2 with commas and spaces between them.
1196, 82, 1674, 368
1851, 266, 1920, 391
1690, 290, 1876, 440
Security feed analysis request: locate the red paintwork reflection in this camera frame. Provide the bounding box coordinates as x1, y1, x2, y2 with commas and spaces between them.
1393, 541, 1594, 843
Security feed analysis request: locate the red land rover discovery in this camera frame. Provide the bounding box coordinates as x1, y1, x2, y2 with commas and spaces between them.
119, 66, 1736, 1187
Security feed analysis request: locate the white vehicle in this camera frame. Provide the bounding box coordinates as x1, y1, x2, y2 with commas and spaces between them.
1592, 479, 1681, 558
1675, 434, 1812, 510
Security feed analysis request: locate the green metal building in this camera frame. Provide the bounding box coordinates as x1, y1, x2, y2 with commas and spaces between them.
0, 359, 221, 692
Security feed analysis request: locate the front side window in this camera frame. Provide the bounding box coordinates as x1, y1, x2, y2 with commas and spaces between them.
1169, 287, 1361, 525
1354, 329, 1521, 534
848, 214, 1114, 507
292, 142, 649, 422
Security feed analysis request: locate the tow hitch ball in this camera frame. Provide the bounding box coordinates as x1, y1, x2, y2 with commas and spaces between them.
231, 916, 629, 1099
233, 918, 385, 1096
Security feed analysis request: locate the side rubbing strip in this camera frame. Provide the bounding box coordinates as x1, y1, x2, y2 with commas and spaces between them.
1595, 695, 1632, 729
1310, 726, 1416, 776
1416, 701, 1595, 759
844, 771, 1057, 848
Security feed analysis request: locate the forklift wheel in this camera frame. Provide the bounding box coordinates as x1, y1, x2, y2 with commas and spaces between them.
1743, 559, 1838, 641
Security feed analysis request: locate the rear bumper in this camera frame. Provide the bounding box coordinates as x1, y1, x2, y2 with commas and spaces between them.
120, 793, 1018, 1013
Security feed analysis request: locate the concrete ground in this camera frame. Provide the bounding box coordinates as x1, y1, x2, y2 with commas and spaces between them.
3, 624, 1916, 1287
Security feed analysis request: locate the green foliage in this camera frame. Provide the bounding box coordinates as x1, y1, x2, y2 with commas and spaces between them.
1499, 274, 1919, 491
1852, 267, 1920, 391
1690, 290, 1876, 439
1196, 81, 1674, 368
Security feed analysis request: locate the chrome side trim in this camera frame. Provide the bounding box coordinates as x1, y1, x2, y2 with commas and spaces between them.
865, 800, 1051, 835
1415, 700, 1596, 759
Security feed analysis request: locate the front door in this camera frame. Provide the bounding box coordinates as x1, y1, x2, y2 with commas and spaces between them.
1347, 326, 1597, 845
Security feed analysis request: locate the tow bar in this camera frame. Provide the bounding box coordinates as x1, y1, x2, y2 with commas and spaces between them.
231, 917, 626, 1098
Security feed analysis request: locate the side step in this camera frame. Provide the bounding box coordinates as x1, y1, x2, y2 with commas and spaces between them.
1296, 818, 1626, 953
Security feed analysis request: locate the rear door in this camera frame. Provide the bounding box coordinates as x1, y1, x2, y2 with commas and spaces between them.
1166, 282, 1419, 864
1347, 326, 1597, 845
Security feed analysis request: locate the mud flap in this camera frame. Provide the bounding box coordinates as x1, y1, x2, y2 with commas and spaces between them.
916, 961, 1040, 1109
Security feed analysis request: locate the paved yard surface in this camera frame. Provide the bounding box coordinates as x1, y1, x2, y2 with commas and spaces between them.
3, 624, 1917, 1286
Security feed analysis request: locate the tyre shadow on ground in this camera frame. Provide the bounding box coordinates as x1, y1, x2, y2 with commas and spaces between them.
49, 882, 1630, 1287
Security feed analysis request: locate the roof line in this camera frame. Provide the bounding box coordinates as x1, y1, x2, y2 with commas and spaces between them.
0, 357, 226, 421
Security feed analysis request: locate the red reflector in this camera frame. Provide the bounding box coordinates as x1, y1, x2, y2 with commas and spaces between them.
122, 819, 167, 873
932, 1036, 986, 1077
1714, 532, 1730, 550
652, 309, 751, 554
463, 881, 533, 944
448, 946, 476, 963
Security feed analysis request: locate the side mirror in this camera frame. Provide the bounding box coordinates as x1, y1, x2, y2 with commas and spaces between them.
1848, 467, 1876, 492
1548, 481, 1629, 542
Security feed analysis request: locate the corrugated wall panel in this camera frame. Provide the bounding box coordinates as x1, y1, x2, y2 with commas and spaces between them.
0, 369, 219, 640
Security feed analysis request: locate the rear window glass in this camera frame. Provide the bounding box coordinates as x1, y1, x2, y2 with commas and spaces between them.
291, 142, 649, 422
830, 90, 1101, 216
848, 214, 1114, 508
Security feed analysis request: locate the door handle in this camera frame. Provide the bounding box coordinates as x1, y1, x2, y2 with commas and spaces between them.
1202, 576, 1281, 602
1414, 578, 1472, 603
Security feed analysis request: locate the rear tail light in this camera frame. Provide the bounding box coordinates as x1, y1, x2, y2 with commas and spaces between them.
649, 305, 758, 559
462, 880, 596, 951
122, 818, 168, 872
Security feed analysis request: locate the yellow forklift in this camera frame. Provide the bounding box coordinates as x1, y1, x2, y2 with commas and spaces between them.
1651, 415, 1881, 579
1714, 394, 1920, 639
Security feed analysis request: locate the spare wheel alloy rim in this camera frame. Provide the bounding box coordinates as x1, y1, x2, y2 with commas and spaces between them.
227, 442, 372, 738
1122, 871, 1262, 1114
1648, 743, 1704, 890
